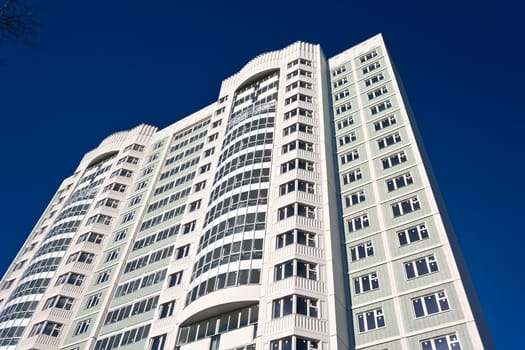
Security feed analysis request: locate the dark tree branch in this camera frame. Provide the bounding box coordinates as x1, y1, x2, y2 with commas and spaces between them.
0, 0, 37, 46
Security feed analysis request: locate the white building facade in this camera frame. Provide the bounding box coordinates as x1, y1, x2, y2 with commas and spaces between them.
0, 34, 492, 350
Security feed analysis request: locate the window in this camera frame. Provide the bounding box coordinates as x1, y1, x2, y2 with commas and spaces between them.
339, 132, 356, 146
360, 50, 378, 63
412, 290, 450, 318
378, 132, 401, 149
111, 168, 133, 178
392, 196, 421, 217
104, 182, 127, 193
342, 168, 362, 185
387, 172, 413, 192
398, 224, 429, 246
286, 80, 312, 91
29, 321, 63, 337
341, 149, 359, 164
368, 85, 388, 100
284, 107, 313, 119
86, 214, 112, 226
287, 58, 312, 68
274, 259, 318, 281
286, 69, 312, 79
212, 119, 223, 128
130, 195, 142, 206
96, 270, 111, 284
362, 61, 381, 74
176, 244, 190, 259
85, 293, 101, 309
282, 140, 314, 153
168, 271, 183, 287
150, 334, 167, 350
334, 89, 350, 101
74, 319, 90, 336
354, 272, 379, 294
404, 255, 439, 279
194, 181, 206, 192
365, 73, 385, 87
279, 180, 315, 195
283, 122, 313, 136
136, 180, 148, 190
420, 333, 461, 350
189, 200, 201, 212
12, 260, 26, 271
347, 214, 369, 232
335, 102, 352, 115
285, 93, 312, 105
105, 249, 119, 262
56, 272, 85, 286
350, 241, 374, 261
278, 203, 316, 220
333, 77, 348, 88
159, 300, 175, 318
382, 151, 407, 169
114, 229, 128, 242
143, 166, 154, 176
199, 163, 211, 174
270, 336, 319, 350
371, 100, 392, 115
42, 295, 74, 310
280, 159, 315, 173
276, 230, 316, 248
67, 251, 95, 264
345, 190, 365, 207
183, 221, 196, 234
95, 198, 119, 209
77, 232, 103, 244
357, 308, 385, 332
337, 116, 353, 129
332, 65, 346, 76
208, 133, 219, 142
121, 211, 135, 224
272, 295, 318, 318
374, 115, 397, 131
204, 147, 215, 157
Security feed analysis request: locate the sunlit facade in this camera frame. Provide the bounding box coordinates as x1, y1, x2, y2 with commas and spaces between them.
0, 34, 491, 350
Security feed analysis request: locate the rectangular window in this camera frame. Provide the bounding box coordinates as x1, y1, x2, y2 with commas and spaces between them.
360, 50, 378, 63
378, 132, 401, 149
332, 65, 346, 76
96, 270, 111, 284
354, 272, 379, 294
362, 61, 381, 74
365, 72, 384, 87
42, 295, 74, 310
159, 300, 175, 318
333, 77, 348, 88
150, 334, 167, 350
382, 151, 407, 169
374, 115, 397, 131
412, 290, 450, 318
280, 159, 314, 173
182, 221, 196, 234
274, 259, 317, 281
121, 211, 135, 224
334, 89, 350, 101
204, 147, 215, 157
168, 271, 183, 287
398, 224, 429, 246
347, 214, 369, 232
286, 80, 312, 91
287, 58, 312, 68
283, 122, 313, 136
357, 307, 385, 332
386, 172, 413, 192
339, 132, 356, 146
285, 93, 313, 105
276, 230, 316, 248
199, 163, 211, 174
342, 168, 362, 185
367, 85, 388, 100
29, 321, 63, 337
176, 245, 190, 259
404, 255, 439, 279
194, 181, 206, 192
337, 116, 353, 129
56, 272, 85, 287
392, 196, 421, 217
371, 99, 392, 115
188, 200, 201, 212
105, 249, 119, 262
345, 190, 365, 207
282, 140, 314, 153
74, 319, 90, 336
208, 133, 218, 142
279, 180, 315, 195
350, 241, 374, 261
284, 107, 313, 119
277, 203, 316, 220
85, 293, 101, 309
420, 333, 461, 350
335, 102, 352, 115
272, 295, 318, 318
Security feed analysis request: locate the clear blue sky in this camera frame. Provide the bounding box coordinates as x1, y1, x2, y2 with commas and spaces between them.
0, 0, 521, 348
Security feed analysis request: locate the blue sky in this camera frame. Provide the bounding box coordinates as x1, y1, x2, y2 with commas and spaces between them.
0, 0, 521, 348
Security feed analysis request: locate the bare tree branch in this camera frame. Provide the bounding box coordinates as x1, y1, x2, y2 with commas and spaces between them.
0, 0, 37, 46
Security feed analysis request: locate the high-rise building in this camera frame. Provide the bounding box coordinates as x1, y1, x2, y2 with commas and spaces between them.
0, 34, 491, 350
